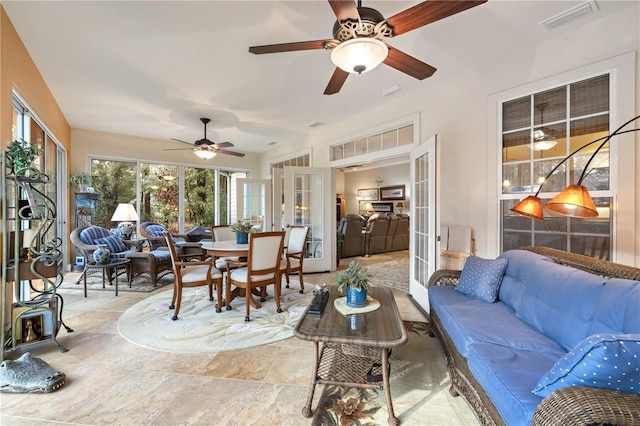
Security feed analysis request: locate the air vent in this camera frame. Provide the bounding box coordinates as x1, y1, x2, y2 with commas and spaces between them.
539, 0, 598, 30
267, 141, 277, 146
308, 121, 325, 128
379, 85, 402, 97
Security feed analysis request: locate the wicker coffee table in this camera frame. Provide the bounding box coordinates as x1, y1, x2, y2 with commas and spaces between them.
294, 285, 408, 425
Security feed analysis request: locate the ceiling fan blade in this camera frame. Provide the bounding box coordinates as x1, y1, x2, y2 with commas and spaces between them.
328, 0, 360, 22
324, 67, 349, 95
383, 46, 437, 80
170, 138, 196, 146
385, 0, 486, 37
249, 40, 333, 54
214, 141, 234, 148
163, 147, 195, 151
217, 149, 246, 157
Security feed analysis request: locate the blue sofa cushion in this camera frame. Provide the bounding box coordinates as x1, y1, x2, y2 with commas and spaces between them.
498, 250, 552, 312
455, 256, 508, 303
516, 261, 606, 351
150, 250, 172, 261
467, 343, 565, 426
95, 235, 129, 254
532, 333, 640, 398
146, 224, 166, 237
589, 279, 640, 335
430, 286, 565, 357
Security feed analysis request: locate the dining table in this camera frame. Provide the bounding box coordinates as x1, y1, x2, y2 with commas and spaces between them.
199, 240, 264, 309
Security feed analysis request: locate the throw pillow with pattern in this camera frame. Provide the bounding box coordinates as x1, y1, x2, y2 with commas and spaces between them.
532, 333, 640, 397
454, 256, 508, 303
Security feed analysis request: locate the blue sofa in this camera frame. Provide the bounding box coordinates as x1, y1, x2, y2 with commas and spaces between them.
427, 246, 640, 425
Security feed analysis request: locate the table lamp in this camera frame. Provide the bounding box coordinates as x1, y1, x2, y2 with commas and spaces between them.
111, 203, 139, 239
396, 202, 405, 214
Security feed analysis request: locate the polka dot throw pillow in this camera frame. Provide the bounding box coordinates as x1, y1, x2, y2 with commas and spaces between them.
454, 256, 508, 303
532, 334, 640, 397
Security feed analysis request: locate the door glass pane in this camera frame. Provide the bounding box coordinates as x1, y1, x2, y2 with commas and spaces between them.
185, 167, 216, 229
241, 182, 267, 232
413, 152, 429, 289
294, 172, 323, 259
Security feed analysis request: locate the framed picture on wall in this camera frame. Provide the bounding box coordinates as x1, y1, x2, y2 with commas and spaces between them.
371, 202, 393, 212
357, 188, 379, 201
380, 185, 405, 201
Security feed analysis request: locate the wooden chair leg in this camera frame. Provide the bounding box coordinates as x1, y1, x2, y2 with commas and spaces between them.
275, 280, 283, 313
172, 284, 182, 321
215, 279, 223, 313
298, 269, 304, 293
169, 282, 178, 310
245, 284, 251, 322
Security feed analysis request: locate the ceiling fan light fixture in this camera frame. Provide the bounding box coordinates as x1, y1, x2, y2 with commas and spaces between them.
194, 149, 216, 159
531, 139, 558, 151
331, 38, 388, 74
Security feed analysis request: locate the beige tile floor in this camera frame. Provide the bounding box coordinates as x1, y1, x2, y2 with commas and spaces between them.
1, 253, 479, 425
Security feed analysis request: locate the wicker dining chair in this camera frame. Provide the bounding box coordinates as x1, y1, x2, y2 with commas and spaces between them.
224, 231, 285, 322
164, 232, 223, 320
280, 226, 310, 294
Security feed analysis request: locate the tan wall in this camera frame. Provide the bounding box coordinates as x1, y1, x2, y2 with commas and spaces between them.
1, 7, 70, 149
1, 6, 71, 320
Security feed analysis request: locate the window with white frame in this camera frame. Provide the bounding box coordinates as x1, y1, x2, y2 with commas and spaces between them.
500, 74, 613, 260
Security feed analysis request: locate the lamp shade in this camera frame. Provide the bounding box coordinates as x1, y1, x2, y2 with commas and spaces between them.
510, 195, 545, 220
544, 185, 598, 217
396, 202, 405, 208
363, 202, 374, 212
194, 149, 216, 159
111, 203, 139, 222
331, 38, 388, 74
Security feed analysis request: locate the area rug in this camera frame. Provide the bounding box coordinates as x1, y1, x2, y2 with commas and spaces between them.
365, 256, 409, 292
312, 321, 450, 426
59, 270, 174, 293
117, 281, 314, 353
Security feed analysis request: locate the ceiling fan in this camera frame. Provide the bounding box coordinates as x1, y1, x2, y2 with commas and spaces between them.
164, 118, 246, 159
249, 0, 487, 95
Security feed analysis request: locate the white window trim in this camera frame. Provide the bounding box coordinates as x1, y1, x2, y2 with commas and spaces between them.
486, 51, 636, 263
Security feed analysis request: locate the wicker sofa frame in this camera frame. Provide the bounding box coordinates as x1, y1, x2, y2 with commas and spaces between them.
427, 246, 640, 426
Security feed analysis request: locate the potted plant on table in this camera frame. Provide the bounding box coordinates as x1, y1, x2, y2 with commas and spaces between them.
336, 260, 372, 308
230, 221, 256, 244
69, 172, 92, 192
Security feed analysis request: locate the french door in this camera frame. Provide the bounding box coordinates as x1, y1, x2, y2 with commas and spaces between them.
409, 135, 439, 311
283, 166, 333, 272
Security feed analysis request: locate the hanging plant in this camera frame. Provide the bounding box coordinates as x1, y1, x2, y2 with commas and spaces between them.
6, 140, 42, 177
69, 172, 92, 191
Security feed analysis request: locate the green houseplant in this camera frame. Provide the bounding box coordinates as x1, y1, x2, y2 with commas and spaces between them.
7, 140, 42, 176
69, 172, 92, 191
336, 260, 372, 308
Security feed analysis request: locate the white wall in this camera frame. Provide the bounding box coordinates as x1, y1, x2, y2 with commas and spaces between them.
342, 164, 410, 215
260, 3, 640, 263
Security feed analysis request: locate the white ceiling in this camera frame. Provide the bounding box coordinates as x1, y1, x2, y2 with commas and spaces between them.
4, 0, 635, 154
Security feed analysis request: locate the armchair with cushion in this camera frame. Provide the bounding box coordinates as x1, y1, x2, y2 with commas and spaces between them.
139, 221, 205, 260
338, 214, 366, 258
71, 225, 174, 286
365, 214, 389, 255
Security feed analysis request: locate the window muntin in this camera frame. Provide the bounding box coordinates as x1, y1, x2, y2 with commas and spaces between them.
499, 74, 612, 260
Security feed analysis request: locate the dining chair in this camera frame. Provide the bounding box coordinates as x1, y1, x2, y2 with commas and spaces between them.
210, 225, 243, 270
280, 226, 309, 294
164, 232, 223, 320
225, 231, 285, 322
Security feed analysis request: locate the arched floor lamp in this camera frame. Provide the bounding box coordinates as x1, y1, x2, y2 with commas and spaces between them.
510, 115, 640, 220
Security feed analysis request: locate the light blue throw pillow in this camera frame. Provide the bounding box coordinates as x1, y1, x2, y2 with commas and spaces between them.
532, 334, 640, 397
454, 256, 508, 303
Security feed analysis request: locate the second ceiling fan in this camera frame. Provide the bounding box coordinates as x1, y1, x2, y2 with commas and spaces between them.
249, 0, 487, 95
164, 118, 245, 159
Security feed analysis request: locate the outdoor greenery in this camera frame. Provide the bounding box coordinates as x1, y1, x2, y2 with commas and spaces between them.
89, 159, 238, 231
335, 261, 372, 293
